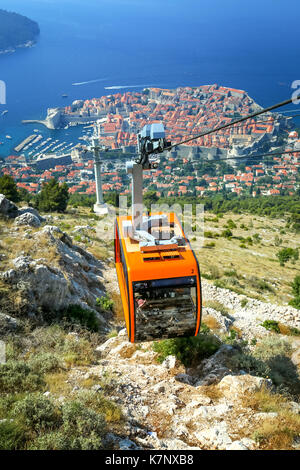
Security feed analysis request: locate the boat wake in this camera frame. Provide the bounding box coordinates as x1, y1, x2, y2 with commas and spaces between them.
72, 78, 108, 86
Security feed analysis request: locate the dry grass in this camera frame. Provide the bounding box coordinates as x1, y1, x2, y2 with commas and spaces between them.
241, 387, 300, 450
147, 411, 173, 438
193, 211, 300, 304
202, 315, 222, 331
110, 290, 124, 322
45, 371, 72, 396
0, 231, 61, 268
203, 300, 231, 317
252, 412, 300, 450
201, 384, 223, 400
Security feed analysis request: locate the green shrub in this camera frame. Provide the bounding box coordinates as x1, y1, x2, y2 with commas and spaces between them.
152, 333, 221, 367
62, 305, 99, 332
276, 248, 299, 266
289, 275, 300, 310
204, 241, 215, 248
207, 264, 221, 279
96, 296, 114, 311
75, 390, 122, 423
60, 400, 106, 450
0, 361, 45, 393
261, 320, 281, 334
221, 228, 233, 238
241, 298, 248, 308
0, 420, 28, 450
248, 276, 274, 292
226, 219, 237, 229
12, 394, 61, 433
254, 336, 292, 360
28, 353, 64, 375
204, 231, 216, 239
62, 334, 94, 367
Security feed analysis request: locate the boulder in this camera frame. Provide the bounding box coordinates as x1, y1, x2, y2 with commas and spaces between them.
226, 440, 250, 450
17, 207, 45, 222
194, 422, 232, 449
110, 342, 136, 359
95, 336, 122, 358
14, 212, 41, 228
0, 194, 18, 218
0, 312, 19, 333
194, 344, 233, 386
160, 438, 200, 450
218, 374, 273, 399
162, 355, 177, 370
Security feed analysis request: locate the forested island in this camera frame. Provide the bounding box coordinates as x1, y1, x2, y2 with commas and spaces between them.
0, 9, 39, 53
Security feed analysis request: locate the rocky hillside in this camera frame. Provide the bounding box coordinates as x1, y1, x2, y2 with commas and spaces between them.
0, 194, 299, 451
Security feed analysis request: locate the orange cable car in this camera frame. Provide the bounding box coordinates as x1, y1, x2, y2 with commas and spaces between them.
114, 123, 202, 342
114, 212, 202, 343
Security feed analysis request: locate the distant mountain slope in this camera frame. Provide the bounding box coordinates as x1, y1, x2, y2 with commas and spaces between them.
0, 9, 39, 52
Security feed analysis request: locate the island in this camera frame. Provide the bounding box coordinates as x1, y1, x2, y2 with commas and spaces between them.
0, 9, 40, 54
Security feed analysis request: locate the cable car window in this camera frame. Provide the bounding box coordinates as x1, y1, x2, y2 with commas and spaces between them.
133, 276, 197, 342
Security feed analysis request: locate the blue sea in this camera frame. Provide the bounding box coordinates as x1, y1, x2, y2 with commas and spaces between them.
0, 0, 300, 157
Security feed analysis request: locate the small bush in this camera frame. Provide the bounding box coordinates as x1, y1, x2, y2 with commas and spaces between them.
0, 420, 28, 450
289, 275, 300, 310
261, 320, 281, 333
204, 231, 216, 239
62, 305, 99, 332
60, 400, 106, 449
276, 247, 299, 266
96, 296, 114, 311
221, 228, 233, 238
76, 390, 122, 423
152, 333, 221, 367
207, 265, 221, 279
12, 394, 61, 433
0, 361, 45, 393
28, 353, 65, 375
226, 219, 237, 229
204, 241, 215, 248
63, 335, 94, 367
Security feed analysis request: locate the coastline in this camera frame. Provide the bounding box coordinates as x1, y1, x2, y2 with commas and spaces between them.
0, 40, 36, 55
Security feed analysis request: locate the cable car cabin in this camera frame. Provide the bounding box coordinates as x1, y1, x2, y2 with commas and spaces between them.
114, 212, 202, 343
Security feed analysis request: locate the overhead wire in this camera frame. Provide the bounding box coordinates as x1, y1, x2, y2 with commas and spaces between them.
165, 96, 300, 151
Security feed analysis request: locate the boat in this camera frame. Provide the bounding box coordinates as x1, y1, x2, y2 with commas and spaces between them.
1, 110, 8, 116
62, 94, 68, 98
6, 135, 12, 139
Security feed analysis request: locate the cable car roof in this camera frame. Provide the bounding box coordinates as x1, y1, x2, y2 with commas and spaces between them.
117, 213, 199, 282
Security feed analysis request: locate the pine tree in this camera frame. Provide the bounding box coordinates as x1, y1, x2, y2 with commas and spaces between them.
0, 174, 19, 202
36, 178, 69, 212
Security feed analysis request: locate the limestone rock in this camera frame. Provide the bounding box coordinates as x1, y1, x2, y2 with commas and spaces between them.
218, 374, 273, 399
160, 438, 200, 450
194, 422, 232, 449
110, 342, 136, 359
194, 344, 232, 386
17, 207, 45, 222
0, 313, 19, 333
95, 336, 122, 358
0, 194, 18, 218
14, 212, 41, 228
162, 355, 177, 370
118, 438, 140, 450
226, 440, 249, 450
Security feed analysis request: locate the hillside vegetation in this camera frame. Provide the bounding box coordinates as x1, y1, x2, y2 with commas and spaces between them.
0, 192, 299, 450
0, 9, 39, 51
